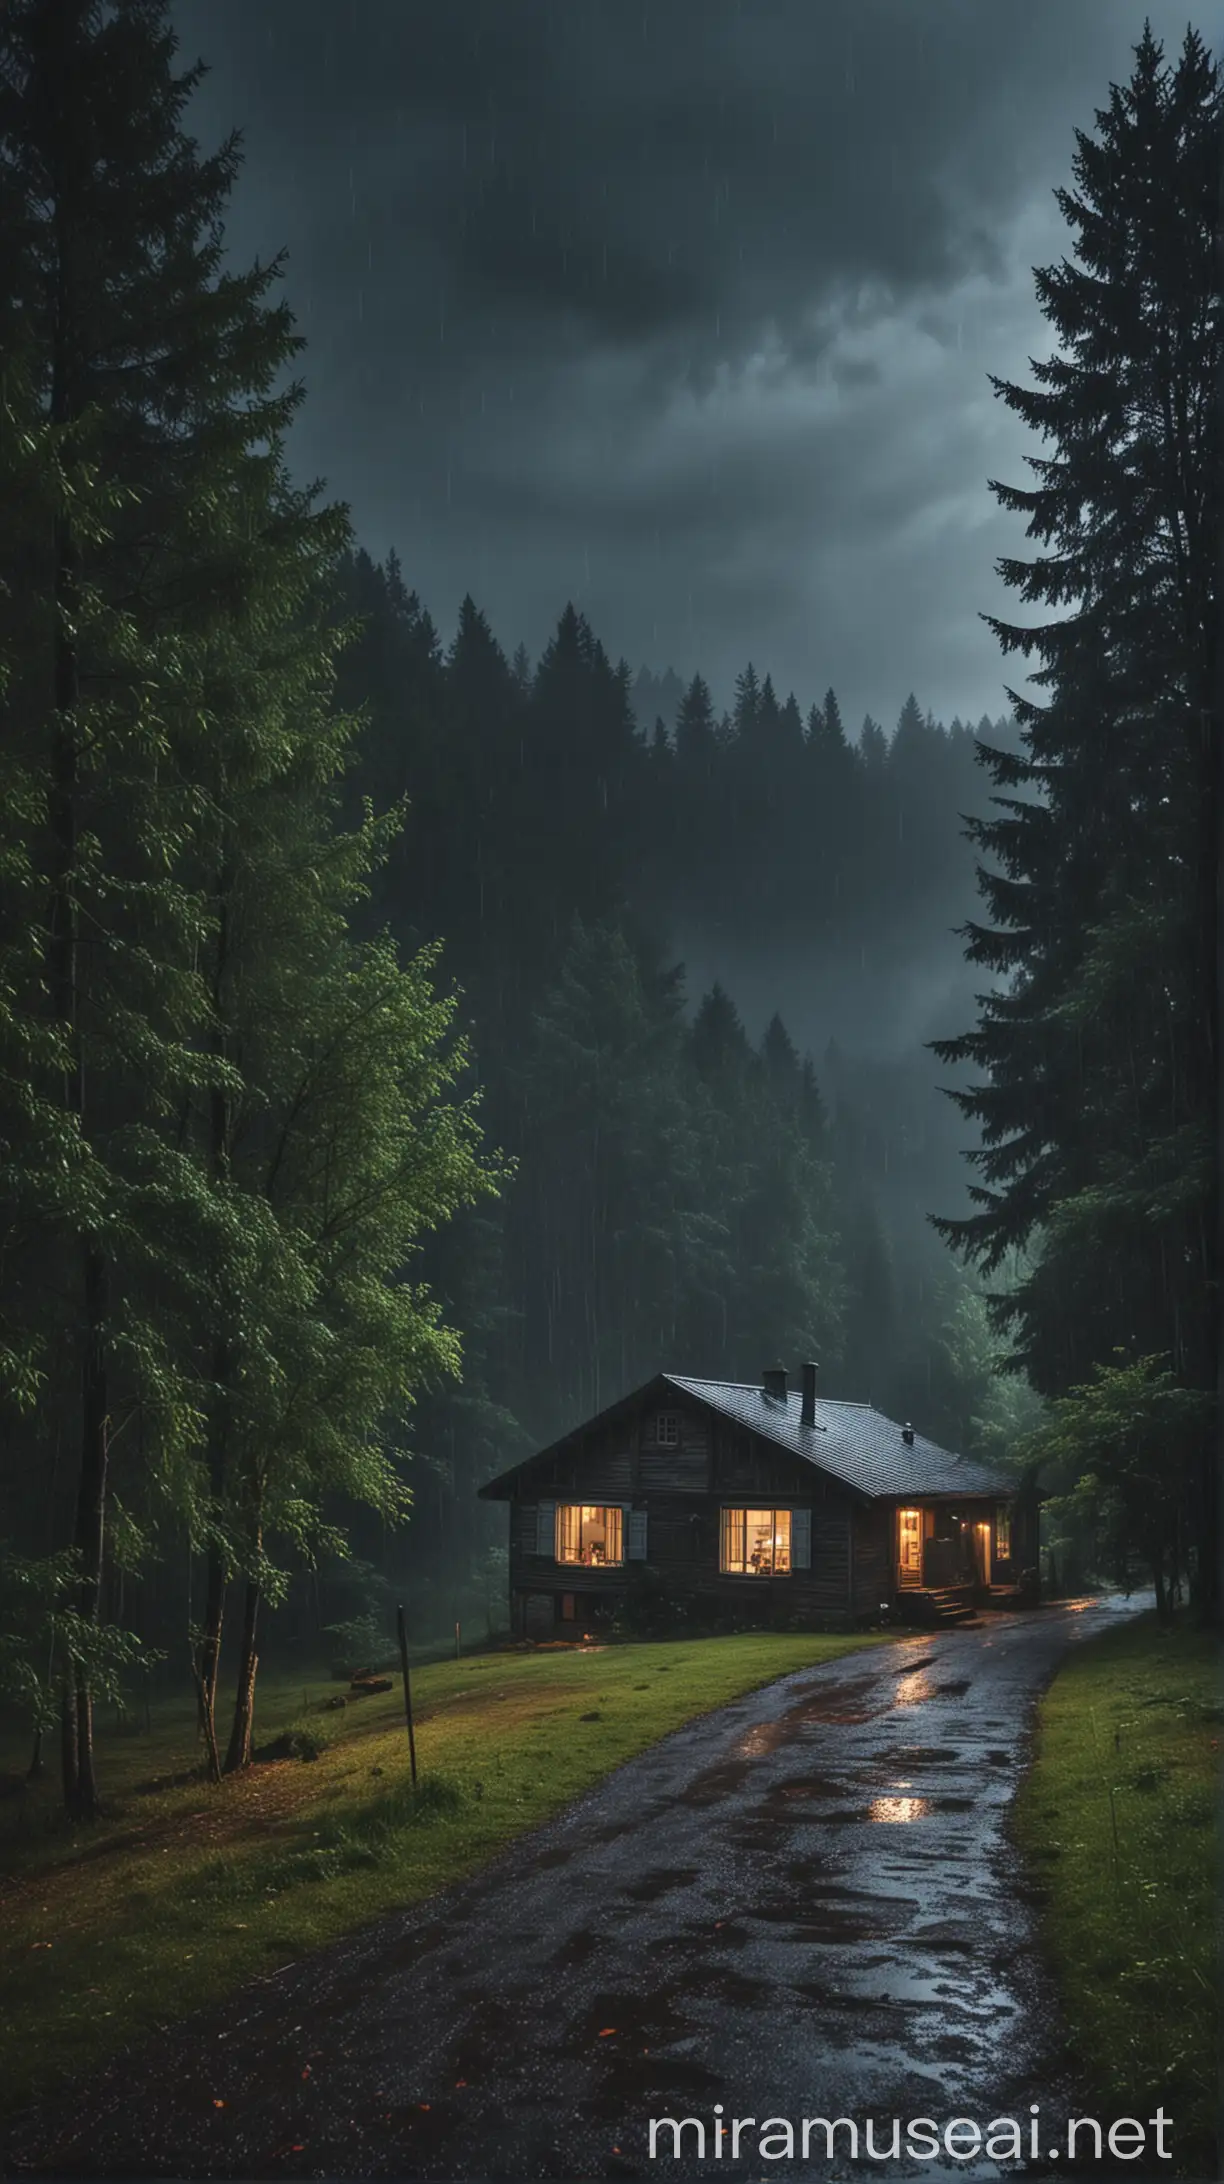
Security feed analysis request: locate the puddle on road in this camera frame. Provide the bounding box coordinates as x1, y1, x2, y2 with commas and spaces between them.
769, 1779, 853, 1803
911, 1919, 978, 1953
893, 1671, 936, 1709
697, 1674, 892, 1794
673, 1757, 754, 1806
736, 1720, 790, 1758
744, 1898, 905, 1946
767, 1790, 979, 1825
784, 1673, 888, 1728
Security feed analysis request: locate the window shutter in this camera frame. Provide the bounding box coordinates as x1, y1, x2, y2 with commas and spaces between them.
792, 1507, 812, 1570
627, 1508, 648, 1561
536, 1501, 557, 1558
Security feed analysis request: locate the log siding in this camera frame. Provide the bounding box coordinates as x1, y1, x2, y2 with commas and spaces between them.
483, 1372, 1023, 1636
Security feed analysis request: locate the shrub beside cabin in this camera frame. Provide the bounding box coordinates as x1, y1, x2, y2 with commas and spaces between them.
479, 1365, 1037, 1636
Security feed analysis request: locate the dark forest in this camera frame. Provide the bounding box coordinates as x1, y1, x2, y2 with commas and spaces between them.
0, 2, 1217, 1810
0, 7, 1219, 2176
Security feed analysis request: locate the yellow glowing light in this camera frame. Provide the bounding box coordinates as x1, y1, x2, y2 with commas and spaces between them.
869, 1795, 932, 1823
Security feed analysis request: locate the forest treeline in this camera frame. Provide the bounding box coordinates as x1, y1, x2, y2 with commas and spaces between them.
326, 554, 1040, 1588
0, 4, 1217, 1816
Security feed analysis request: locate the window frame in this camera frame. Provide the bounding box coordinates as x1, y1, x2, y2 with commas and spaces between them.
719, 1505, 793, 1577
554, 1502, 625, 1568
652, 1411, 680, 1447
995, 1505, 1012, 1559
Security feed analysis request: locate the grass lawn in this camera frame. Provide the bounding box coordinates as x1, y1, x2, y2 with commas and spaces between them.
1014, 1613, 1220, 2178
0, 1628, 884, 2116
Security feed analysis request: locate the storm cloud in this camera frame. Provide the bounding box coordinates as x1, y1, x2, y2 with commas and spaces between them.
175, 0, 1205, 725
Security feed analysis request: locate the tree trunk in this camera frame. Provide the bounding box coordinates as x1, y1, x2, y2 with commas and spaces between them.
59, 1687, 78, 1807
69, 1244, 110, 1818
224, 1575, 261, 1774
197, 850, 233, 1774
195, 1539, 226, 1778
195, 1344, 231, 1782
49, 268, 112, 1814
1151, 1553, 1169, 1625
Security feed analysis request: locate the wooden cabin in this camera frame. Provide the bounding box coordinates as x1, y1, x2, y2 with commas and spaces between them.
479, 1364, 1038, 1636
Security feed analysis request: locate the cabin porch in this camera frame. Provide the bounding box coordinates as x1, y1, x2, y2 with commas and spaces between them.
892, 1497, 1014, 1616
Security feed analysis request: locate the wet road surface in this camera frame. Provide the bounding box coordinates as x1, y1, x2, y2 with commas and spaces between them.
7, 1596, 1146, 2179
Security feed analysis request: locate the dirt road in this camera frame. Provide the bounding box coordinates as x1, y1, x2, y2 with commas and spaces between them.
7, 1595, 1144, 2179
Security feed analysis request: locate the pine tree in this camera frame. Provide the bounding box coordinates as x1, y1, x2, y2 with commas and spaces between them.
674, 672, 718, 773
755, 672, 783, 745
0, 0, 319, 1811
732, 663, 761, 741
779, 692, 804, 750
511, 920, 701, 1426
0, 0, 507, 1802
522, 606, 643, 958
859, 716, 889, 772
933, 26, 1221, 1613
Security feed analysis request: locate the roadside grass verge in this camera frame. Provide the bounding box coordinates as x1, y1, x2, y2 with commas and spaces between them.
0, 1629, 884, 2114
1014, 1613, 1220, 2178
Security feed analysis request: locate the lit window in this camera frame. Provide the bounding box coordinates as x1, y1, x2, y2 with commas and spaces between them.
654, 1413, 679, 1446
995, 1506, 1012, 1558
555, 1504, 624, 1567
720, 1507, 792, 1575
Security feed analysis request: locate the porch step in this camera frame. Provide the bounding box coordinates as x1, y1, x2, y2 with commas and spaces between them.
922, 1587, 979, 1627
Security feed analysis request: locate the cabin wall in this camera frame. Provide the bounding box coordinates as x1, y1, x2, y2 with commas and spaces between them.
639, 1406, 710, 1494
507, 1406, 865, 1629
510, 1497, 859, 1627
499, 1393, 1024, 1634
852, 1502, 891, 1616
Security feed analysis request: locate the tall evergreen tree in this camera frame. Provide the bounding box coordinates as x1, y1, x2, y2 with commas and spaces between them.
859, 716, 889, 772
0, 0, 505, 1804
674, 672, 718, 774
0, 0, 325, 1810
732, 662, 761, 741
934, 26, 1221, 1614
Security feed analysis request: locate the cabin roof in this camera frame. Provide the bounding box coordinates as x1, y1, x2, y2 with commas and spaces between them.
662, 1376, 1010, 1499
479, 1371, 1013, 1501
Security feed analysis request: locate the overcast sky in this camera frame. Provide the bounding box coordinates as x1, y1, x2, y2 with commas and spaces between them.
175, 0, 1214, 732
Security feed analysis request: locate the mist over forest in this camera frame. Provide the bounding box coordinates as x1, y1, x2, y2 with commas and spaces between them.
308, 552, 1050, 1653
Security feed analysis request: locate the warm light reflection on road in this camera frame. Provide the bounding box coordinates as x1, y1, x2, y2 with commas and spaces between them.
868, 1795, 932, 1823
893, 1671, 935, 1709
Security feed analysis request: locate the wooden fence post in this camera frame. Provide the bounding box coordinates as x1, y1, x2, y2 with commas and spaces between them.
396, 1604, 417, 1787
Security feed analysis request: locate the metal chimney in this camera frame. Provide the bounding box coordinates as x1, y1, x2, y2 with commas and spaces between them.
762, 1365, 788, 1404
902, 1421, 915, 1446
801, 1360, 819, 1427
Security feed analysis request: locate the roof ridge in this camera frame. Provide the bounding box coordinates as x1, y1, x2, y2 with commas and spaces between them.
667, 1372, 873, 1410
481, 1369, 1013, 1499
